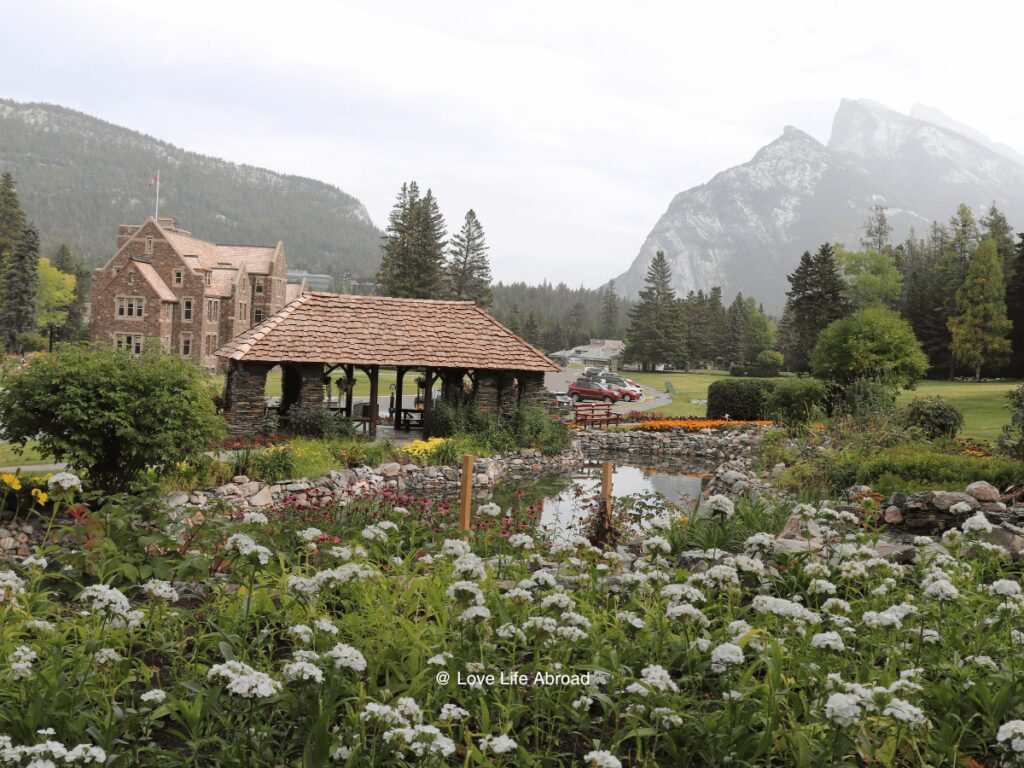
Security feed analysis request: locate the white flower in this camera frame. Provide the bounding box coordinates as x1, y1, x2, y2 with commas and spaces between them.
503, 587, 534, 604
825, 692, 862, 727
572, 695, 594, 711
661, 583, 705, 603
710, 642, 744, 673
314, 618, 339, 634
438, 702, 470, 722
326, 643, 367, 672
94, 648, 122, 665
704, 494, 735, 519
452, 553, 486, 580
47, 472, 82, 492
225, 533, 272, 565
384, 724, 456, 759
626, 664, 678, 695
77, 584, 143, 628
298, 527, 323, 542
923, 579, 959, 601
456, 605, 492, 623
207, 660, 282, 698
478, 502, 502, 517
810, 631, 845, 652
143, 579, 180, 603
64, 743, 107, 763
0, 570, 26, 604
241, 511, 268, 524
949, 501, 974, 515
808, 579, 837, 595
508, 533, 534, 550
141, 688, 167, 703
447, 580, 485, 605
427, 652, 453, 666
642, 535, 671, 554
652, 707, 683, 727
441, 539, 472, 558
20, 555, 47, 569
541, 592, 574, 611
988, 579, 1021, 596
997, 720, 1024, 754
289, 624, 314, 644
283, 660, 324, 683
821, 598, 851, 615
744, 532, 775, 556
616, 610, 646, 629
961, 511, 993, 534
329, 545, 367, 560
883, 697, 928, 726
9, 645, 36, 679
478, 734, 518, 755
751, 594, 820, 624
665, 602, 709, 627
583, 749, 622, 768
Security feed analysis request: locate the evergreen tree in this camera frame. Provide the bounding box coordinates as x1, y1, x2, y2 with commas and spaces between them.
682, 290, 709, 364
726, 293, 747, 363
543, 322, 566, 353
409, 189, 447, 298
861, 203, 892, 253
567, 301, 589, 347
445, 209, 491, 306
0, 224, 40, 351
741, 298, 775, 362
624, 251, 686, 370
1007, 234, 1024, 376
376, 182, 419, 298
523, 312, 541, 348
0, 172, 26, 263
981, 203, 1016, 281
600, 281, 619, 339
948, 238, 1012, 380
507, 304, 523, 336
707, 286, 729, 363
783, 243, 850, 371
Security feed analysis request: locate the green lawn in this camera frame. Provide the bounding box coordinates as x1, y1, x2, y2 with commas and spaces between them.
262, 368, 399, 398
0, 440, 52, 467
630, 370, 1019, 442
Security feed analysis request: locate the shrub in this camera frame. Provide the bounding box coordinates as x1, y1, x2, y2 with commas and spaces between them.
831, 378, 898, 423
707, 378, 777, 420
999, 383, 1024, 459
753, 349, 784, 377
510, 407, 572, 455
901, 396, 964, 440
284, 405, 354, 439
810, 306, 928, 387
764, 378, 827, 423
0, 342, 224, 494
728, 364, 749, 377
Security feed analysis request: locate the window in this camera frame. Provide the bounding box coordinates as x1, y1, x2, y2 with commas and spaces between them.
145, 237, 153, 254
205, 333, 218, 356
238, 302, 247, 321
206, 299, 219, 320
116, 296, 145, 318
254, 308, 263, 324
204, 271, 211, 286
181, 334, 192, 356
174, 271, 183, 285
254, 277, 264, 294
182, 300, 193, 321
115, 334, 143, 354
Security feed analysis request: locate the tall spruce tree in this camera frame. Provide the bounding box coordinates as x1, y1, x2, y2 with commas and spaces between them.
376, 182, 419, 298
861, 203, 892, 253
0, 172, 26, 263
981, 203, 1016, 282
1007, 234, 1024, 376
1, 224, 40, 351
624, 250, 685, 370
783, 243, 850, 371
726, 293, 747, 364
600, 281, 619, 339
523, 312, 541, 348
445, 209, 492, 307
948, 238, 1012, 380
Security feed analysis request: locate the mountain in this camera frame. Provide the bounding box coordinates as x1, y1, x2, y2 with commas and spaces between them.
617, 99, 1024, 311
910, 104, 1024, 167
0, 100, 382, 277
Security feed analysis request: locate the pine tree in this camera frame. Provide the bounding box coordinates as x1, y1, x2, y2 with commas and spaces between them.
523, 312, 541, 348
444, 209, 491, 306
0, 172, 26, 263
376, 182, 419, 298
624, 251, 685, 370
948, 238, 1012, 380
981, 203, 1016, 282
600, 281, 619, 339
726, 294, 747, 363
0, 224, 40, 351
741, 298, 775, 362
782, 243, 850, 371
1007, 235, 1024, 377
861, 203, 892, 253
567, 301, 589, 347
707, 286, 729, 363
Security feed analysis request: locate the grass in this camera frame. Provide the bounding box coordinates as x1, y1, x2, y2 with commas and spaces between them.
0, 440, 52, 467
628, 370, 1020, 442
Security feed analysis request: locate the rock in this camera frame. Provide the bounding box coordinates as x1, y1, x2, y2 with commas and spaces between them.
778, 513, 821, 541
979, 524, 1024, 558
475, 473, 491, 486
884, 506, 904, 524
772, 462, 786, 475
232, 475, 250, 484
966, 480, 1001, 503
166, 492, 190, 508
377, 462, 401, 478
980, 501, 1008, 514
773, 537, 823, 556
887, 492, 909, 509
731, 480, 749, 494
249, 487, 273, 507
846, 485, 872, 498
720, 469, 746, 486
215, 483, 239, 497
286, 481, 310, 492
931, 491, 977, 512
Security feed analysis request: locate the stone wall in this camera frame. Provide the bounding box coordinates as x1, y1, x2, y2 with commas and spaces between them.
575, 426, 768, 464
223, 361, 274, 436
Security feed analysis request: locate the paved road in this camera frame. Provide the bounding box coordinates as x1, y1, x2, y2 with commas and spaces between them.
544, 370, 670, 414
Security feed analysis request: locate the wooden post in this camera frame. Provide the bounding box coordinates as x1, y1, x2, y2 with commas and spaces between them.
601, 460, 613, 530
343, 364, 354, 418
368, 365, 380, 440
459, 453, 475, 534
394, 366, 406, 429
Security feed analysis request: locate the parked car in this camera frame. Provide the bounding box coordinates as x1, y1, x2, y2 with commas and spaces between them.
590, 373, 643, 402
547, 390, 574, 416
567, 378, 621, 403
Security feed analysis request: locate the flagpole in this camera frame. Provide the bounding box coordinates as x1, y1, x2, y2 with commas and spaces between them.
154, 171, 160, 220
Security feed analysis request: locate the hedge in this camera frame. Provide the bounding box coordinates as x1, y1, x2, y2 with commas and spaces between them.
765, 378, 828, 423
707, 378, 777, 420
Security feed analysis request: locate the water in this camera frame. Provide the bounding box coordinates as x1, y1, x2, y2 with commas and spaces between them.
491, 458, 708, 533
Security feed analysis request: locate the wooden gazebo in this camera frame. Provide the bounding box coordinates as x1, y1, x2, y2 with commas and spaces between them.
215, 292, 561, 438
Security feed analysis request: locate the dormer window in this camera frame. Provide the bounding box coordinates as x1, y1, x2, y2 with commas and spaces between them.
145, 237, 154, 254
174, 271, 183, 285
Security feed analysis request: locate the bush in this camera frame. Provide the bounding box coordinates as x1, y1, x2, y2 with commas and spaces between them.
753, 350, 784, 377
284, 405, 354, 439
728, 364, 749, 377
901, 396, 964, 440
999, 384, 1024, 459
811, 306, 928, 387
764, 378, 827, 423
510, 407, 572, 455
425, 403, 569, 458
0, 343, 224, 494
707, 378, 777, 420
832, 378, 898, 423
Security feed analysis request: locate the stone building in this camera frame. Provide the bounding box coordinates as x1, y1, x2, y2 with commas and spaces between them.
90, 217, 289, 370
215, 292, 561, 437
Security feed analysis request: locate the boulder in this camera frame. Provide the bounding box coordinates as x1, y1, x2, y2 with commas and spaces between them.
931, 491, 977, 512
966, 480, 1001, 503
778, 513, 821, 541
884, 505, 904, 525
232, 475, 250, 484
166, 492, 190, 508
249, 486, 273, 507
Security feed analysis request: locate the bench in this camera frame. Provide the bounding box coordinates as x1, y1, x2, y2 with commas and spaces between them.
574, 402, 623, 430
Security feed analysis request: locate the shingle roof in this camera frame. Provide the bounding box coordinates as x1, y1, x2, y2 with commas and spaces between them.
216, 292, 560, 372
164, 230, 276, 274
131, 260, 178, 302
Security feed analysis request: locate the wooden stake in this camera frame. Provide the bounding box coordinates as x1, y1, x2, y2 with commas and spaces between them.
601, 460, 613, 528
459, 454, 475, 534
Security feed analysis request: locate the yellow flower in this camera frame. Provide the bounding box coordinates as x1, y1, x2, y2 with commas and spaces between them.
1, 473, 21, 491
32, 488, 48, 506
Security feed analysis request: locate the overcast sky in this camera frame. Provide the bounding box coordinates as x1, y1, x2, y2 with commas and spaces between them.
3, 0, 1024, 287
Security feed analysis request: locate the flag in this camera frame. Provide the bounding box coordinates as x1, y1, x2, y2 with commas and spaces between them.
147, 172, 159, 188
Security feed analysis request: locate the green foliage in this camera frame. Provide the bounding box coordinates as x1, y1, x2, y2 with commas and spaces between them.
836, 244, 902, 310
811, 306, 928, 387
376, 182, 448, 299
284, 405, 354, 440
765, 378, 827, 424
1, 223, 40, 351
625, 250, 687, 369
509, 406, 572, 455
754, 349, 784, 377
445, 209, 492, 307
783, 242, 852, 371
679, 494, 791, 552
706, 378, 777, 419
948, 238, 1012, 379
35, 256, 76, 331
0, 342, 224, 494
232, 444, 297, 483
998, 383, 1024, 459
901, 396, 964, 440
424, 402, 569, 458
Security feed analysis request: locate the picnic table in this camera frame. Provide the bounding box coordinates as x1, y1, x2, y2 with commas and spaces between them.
573, 402, 623, 429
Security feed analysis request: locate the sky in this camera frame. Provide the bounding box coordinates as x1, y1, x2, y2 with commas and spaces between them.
2, 0, 1024, 287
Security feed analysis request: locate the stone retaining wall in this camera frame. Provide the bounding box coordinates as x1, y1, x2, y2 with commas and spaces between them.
575, 426, 768, 464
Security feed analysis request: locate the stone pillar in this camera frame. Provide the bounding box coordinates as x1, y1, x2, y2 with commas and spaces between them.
281, 362, 325, 412
440, 369, 468, 406
475, 372, 501, 413
517, 371, 546, 409
498, 372, 519, 417
223, 360, 274, 437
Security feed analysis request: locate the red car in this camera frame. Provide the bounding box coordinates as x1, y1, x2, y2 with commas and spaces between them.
568, 378, 621, 403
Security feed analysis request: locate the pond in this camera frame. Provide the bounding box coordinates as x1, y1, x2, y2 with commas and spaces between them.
490, 455, 710, 534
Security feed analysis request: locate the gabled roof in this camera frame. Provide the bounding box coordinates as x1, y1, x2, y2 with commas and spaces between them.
216, 292, 560, 372
130, 260, 177, 302
163, 230, 278, 274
